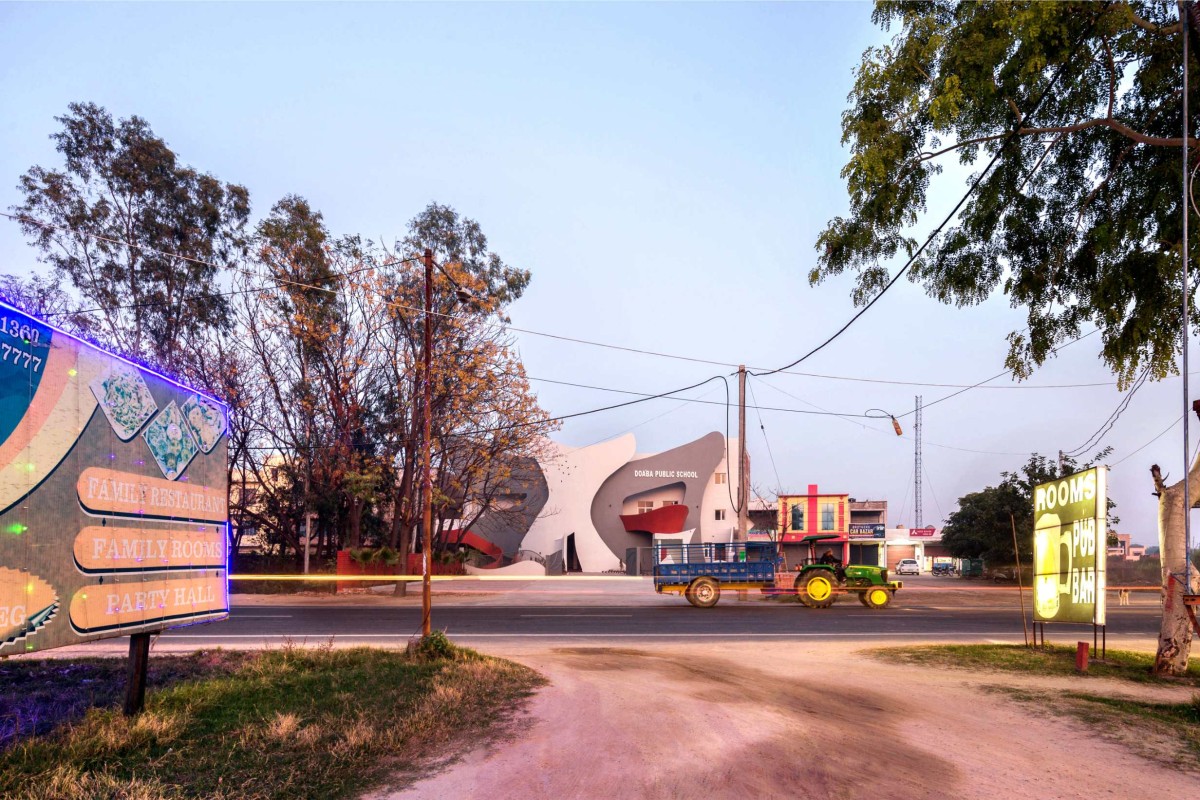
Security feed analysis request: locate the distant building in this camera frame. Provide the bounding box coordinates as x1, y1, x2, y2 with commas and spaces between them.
1107, 532, 1146, 561
883, 524, 948, 572
470, 431, 745, 573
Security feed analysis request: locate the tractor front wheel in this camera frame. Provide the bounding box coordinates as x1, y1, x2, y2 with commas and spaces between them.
686, 577, 721, 608
799, 570, 837, 609
862, 586, 893, 609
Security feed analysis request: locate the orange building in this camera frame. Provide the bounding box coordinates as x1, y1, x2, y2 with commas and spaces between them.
778, 485, 850, 561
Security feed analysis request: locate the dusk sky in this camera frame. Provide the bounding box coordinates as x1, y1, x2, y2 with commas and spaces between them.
1, 2, 1194, 545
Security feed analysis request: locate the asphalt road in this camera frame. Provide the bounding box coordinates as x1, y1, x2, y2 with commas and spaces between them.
150, 598, 1162, 649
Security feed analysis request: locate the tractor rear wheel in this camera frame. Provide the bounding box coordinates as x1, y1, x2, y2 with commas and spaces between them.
686, 577, 721, 608
798, 570, 836, 609
862, 586, 893, 609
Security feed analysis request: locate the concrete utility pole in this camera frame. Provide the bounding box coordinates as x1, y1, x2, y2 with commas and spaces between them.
737, 365, 749, 541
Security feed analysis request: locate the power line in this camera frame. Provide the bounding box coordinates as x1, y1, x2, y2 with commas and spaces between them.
897, 330, 1100, 419
750, 15, 1102, 379
522, 374, 880, 417
747, 378, 784, 494
922, 462, 945, 525
1064, 367, 1150, 457
580, 385, 724, 448
5, 212, 1147, 393
1111, 414, 1185, 468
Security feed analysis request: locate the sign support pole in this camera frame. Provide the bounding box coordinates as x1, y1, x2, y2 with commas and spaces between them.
123, 632, 151, 716
1011, 513, 1029, 647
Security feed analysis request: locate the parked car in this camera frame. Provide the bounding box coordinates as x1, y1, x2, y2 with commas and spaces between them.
895, 558, 920, 575
931, 562, 955, 576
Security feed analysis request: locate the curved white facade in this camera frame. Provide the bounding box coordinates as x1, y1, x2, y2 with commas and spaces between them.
520, 434, 636, 572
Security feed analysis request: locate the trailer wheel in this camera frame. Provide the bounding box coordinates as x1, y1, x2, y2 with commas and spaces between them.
863, 587, 893, 609
799, 571, 836, 609
687, 577, 721, 608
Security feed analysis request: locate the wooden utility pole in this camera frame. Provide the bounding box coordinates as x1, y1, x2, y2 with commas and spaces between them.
737, 365, 748, 542
421, 248, 434, 637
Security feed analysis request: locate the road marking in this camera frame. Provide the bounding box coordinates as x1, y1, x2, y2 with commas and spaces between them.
164, 631, 1048, 639
518, 618, 633, 623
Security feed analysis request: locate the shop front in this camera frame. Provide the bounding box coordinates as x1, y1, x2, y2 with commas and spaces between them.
884, 525, 940, 572
849, 523, 885, 567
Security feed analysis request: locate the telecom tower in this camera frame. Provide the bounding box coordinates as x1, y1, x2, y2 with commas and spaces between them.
914, 395, 923, 529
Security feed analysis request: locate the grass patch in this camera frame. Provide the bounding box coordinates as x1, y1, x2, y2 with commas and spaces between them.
0, 641, 544, 800
875, 644, 1200, 770
873, 643, 1200, 686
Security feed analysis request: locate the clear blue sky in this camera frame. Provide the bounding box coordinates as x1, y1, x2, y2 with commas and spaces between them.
1, 2, 1193, 545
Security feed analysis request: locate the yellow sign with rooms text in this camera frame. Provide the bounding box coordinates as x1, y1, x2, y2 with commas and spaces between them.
1032, 466, 1107, 625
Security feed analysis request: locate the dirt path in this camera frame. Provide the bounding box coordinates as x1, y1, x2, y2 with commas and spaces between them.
371, 641, 1200, 800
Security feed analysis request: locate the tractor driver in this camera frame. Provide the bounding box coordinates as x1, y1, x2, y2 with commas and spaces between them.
819, 549, 840, 566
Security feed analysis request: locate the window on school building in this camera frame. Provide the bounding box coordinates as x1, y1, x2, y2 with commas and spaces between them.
715, 509, 727, 521
715, 472, 726, 485
820, 502, 835, 530
637, 501, 654, 513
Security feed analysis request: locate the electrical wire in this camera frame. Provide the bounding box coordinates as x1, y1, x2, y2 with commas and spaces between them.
1110, 414, 1185, 467
747, 378, 784, 494
922, 462, 945, 524
894, 464, 915, 527
1064, 366, 1150, 457
896, 330, 1100, 419
719, 375, 742, 514
750, 15, 1103, 379
4, 212, 1152, 394
580, 385, 724, 448
522, 374, 881, 417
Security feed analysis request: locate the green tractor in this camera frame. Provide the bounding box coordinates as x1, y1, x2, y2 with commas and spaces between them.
791, 534, 901, 609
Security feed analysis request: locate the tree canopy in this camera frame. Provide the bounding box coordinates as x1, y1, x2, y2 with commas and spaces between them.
816, 1, 1198, 386
5, 102, 556, 569
941, 452, 1116, 565
13, 102, 250, 373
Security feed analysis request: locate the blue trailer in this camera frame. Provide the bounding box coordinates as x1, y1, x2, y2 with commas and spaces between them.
653, 541, 781, 607
653, 536, 902, 609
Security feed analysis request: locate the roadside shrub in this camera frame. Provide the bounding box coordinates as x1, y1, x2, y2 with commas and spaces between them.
409, 630, 456, 661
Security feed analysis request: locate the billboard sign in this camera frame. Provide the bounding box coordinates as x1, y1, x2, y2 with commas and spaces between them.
849, 523, 885, 539
908, 527, 936, 537
0, 301, 229, 655
1033, 467, 1106, 625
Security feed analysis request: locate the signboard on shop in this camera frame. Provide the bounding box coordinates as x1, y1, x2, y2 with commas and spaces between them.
0, 301, 229, 656
1033, 467, 1106, 625
908, 527, 936, 537
849, 523, 885, 539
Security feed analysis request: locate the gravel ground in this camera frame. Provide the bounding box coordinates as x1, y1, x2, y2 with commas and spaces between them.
373, 639, 1199, 800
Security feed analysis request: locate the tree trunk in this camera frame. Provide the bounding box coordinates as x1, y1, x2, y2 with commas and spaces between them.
1152, 460, 1200, 675
348, 497, 363, 550
391, 490, 409, 597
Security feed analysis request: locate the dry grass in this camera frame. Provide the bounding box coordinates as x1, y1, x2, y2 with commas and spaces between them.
873, 643, 1200, 771
0, 643, 545, 800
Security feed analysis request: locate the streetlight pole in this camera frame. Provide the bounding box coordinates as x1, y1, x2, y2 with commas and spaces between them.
421, 247, 434, 637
